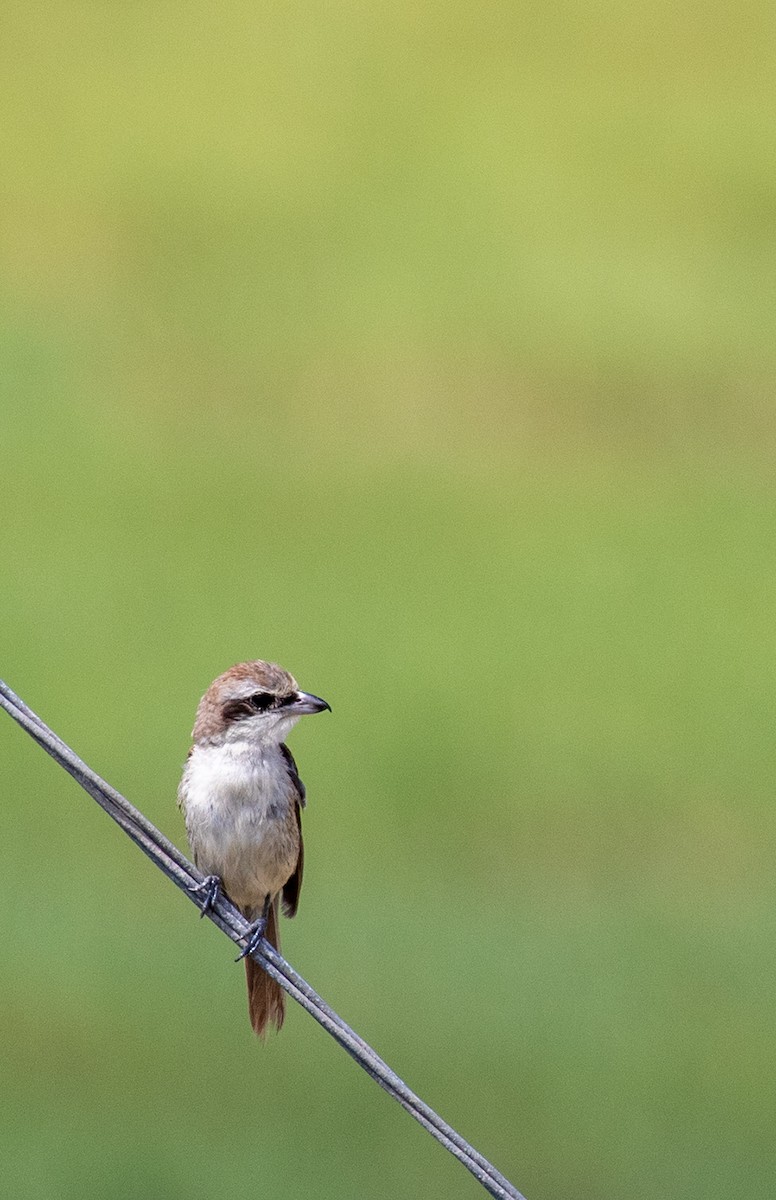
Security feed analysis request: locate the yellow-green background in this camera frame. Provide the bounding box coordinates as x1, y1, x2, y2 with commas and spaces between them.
2, 4, 775, 1198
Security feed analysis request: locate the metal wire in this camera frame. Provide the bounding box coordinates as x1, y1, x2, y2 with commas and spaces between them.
0, 680, 527, 1200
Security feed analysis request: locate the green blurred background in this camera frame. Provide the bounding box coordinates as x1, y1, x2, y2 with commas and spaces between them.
1, 3, 775, 1197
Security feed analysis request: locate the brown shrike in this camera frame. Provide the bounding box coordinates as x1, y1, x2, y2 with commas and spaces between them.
178, 661, 330, 1037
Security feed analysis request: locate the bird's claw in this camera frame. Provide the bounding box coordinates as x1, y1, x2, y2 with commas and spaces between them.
235, 917, 267, 961
189, 874, 222, 917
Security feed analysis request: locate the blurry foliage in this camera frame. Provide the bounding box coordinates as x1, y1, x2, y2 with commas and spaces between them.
1, 3, 775, 1198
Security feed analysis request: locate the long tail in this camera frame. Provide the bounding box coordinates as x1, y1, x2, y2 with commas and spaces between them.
244, 896, 285, 1038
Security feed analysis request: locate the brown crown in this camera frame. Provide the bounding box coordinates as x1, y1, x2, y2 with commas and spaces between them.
191, 660, 298, 741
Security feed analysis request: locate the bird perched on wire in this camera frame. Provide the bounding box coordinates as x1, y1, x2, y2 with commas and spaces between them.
178, 660, 330, 1036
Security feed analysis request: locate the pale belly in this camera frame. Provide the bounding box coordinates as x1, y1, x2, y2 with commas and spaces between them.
180, 743, 300, 911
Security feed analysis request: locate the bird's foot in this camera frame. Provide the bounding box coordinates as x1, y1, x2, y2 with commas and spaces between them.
189, 874, 222, 917
235, 917, 268, 961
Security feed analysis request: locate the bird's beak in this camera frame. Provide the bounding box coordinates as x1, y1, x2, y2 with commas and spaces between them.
290, 691, 331, 715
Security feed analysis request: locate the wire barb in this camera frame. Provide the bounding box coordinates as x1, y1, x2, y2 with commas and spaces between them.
0, 679, 527, 1200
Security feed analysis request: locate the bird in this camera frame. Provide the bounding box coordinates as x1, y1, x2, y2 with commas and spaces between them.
178, 660, 330, 1036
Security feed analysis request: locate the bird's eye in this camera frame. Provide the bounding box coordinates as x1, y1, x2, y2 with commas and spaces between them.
248, 692, 274, 712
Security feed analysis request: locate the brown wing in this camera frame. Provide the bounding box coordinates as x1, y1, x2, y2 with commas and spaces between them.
280, 743, 304, 918
279, 742, 306, 806
282, 801, 304, 918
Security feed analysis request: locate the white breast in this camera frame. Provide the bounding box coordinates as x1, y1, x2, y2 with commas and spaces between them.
179, 740, 300, 910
